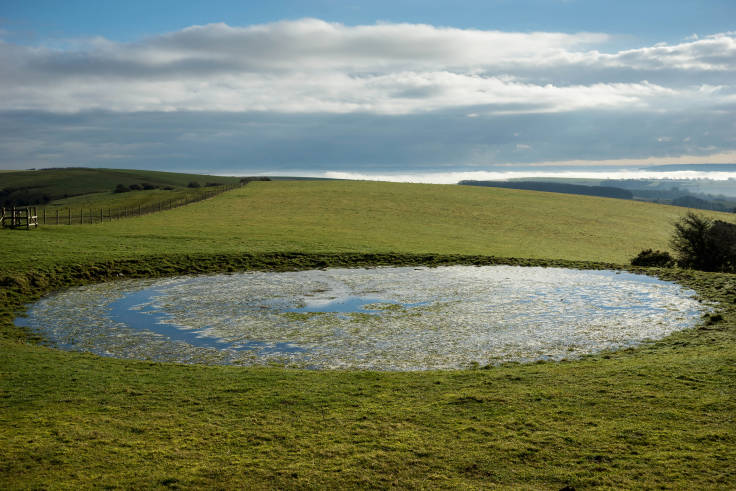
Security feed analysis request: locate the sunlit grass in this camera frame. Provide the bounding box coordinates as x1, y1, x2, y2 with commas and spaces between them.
1, 179, 735, 489
4, 180, 733, 273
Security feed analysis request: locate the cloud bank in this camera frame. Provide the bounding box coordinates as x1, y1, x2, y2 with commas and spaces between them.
1, 20, 735, 171
320, 169, 736, 185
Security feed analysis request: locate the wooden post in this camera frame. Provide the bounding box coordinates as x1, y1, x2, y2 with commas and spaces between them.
68, 208, 71, 225
56, 209, 59, 225
100, 208, 103, 223
43, 208, 46, 225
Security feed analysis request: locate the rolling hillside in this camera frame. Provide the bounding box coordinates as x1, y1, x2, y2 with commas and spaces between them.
0, 167, 241, 206
3, 179, 735, 272
1, 177, 735, 489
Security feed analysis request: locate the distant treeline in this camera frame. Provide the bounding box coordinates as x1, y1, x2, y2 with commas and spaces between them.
0, 186, 52, 207
670, 195, 735, 212
458, 179, 736, 213
602, 179, 736, 212
458, 181, 634, 199
1, 176, 270, 207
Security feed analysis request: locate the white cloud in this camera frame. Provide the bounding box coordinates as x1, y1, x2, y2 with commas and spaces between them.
0, 20, 733, 115
321, 168, 736, 185
316, 150, 736, 184
596, 32, 736, 71
1, 20, 735, 171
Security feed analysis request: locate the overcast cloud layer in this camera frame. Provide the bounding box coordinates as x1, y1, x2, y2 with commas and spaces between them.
1, 19, 735, 173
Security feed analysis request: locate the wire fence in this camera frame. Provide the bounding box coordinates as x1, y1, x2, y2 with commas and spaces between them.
34, 182, 243, 225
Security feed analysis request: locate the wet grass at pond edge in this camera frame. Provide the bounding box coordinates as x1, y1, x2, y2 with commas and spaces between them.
2, 253, 736, 489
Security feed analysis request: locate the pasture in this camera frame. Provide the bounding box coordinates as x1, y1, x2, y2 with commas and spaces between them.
1, 180, 735, 489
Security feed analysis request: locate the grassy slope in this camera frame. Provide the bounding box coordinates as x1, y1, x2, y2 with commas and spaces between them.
1, 180, 735, 489
40, 188, 205, 210
5, 180, 734, 273
1, 167, 239, 202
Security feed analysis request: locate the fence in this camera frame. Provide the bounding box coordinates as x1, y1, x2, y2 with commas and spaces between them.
36, 182, 242, 226
1, 206, 38, 229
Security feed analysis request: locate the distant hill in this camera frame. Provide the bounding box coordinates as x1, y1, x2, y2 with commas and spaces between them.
458, 180, 634, 200
670, 195, 733, 212
0, 168, 241, 206
642, 163, 736, 172
460, 178, 736, 213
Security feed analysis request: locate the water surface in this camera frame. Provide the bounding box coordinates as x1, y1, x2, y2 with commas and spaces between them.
16, 266, 708, 370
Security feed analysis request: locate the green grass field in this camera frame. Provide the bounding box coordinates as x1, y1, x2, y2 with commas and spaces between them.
5, 180, 733, 272
1, 168, 242, 222
1, 168, 240, 200
1, 180, 735, 489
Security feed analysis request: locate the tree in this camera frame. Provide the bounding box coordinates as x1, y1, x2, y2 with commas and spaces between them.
709, 220, 736, 272
670, 212, 736, 272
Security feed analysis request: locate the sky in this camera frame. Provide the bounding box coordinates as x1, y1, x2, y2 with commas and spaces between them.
1, 0, 736, 182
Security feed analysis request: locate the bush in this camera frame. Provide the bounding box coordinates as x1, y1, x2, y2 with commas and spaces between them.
187, 181, 201, 188
671, 212, 736, 272
113, 184, 130, 193
240, 177, 271, 183
128, 184, 142, 191
631, 249, 675, 267
141, 182, 158, 190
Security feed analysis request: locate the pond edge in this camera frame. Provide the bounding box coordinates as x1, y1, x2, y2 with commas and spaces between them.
2, 252, 735, 362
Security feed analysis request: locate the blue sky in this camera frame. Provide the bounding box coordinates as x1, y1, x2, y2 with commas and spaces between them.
3, 0, 734, 46
1, 1, 735, 181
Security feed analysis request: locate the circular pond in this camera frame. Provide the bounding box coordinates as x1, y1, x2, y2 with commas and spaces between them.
16, 266, 707, 370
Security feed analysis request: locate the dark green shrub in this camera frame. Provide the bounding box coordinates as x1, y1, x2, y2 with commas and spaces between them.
128, 184, 142, 191
187, 181, 201, 188
113, 184, 130, 193
141, 182, 158, 190
671, 212, 736, 272
631, 249, 674, 267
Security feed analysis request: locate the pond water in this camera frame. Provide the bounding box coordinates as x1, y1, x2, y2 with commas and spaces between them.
15, 266, 708, 370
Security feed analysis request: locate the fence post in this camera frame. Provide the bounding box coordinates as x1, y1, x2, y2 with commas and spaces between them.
56, 209, 59, 225
68, 208, 71, 225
